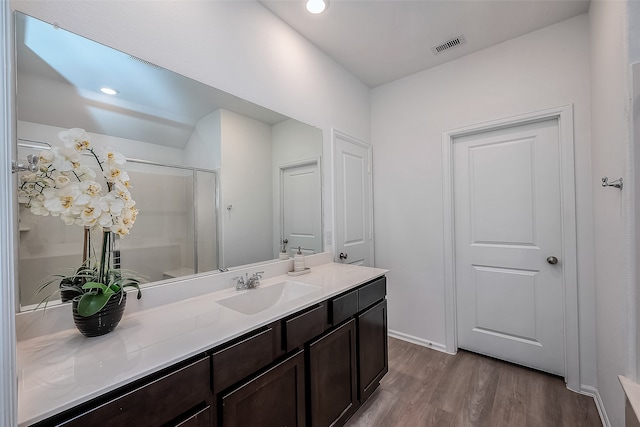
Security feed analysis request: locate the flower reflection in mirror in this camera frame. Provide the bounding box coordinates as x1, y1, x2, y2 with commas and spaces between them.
20, 128, 142, 325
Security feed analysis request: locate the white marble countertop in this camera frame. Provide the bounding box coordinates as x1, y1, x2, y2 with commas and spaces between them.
620, 375, 640, 425
17, 262, 387, 426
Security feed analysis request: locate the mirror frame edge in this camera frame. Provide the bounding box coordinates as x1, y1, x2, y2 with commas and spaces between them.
1, 3, 18, 427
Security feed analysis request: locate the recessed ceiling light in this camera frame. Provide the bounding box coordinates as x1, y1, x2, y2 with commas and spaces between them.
100, 87, 119, 95
306, 0, 327, 14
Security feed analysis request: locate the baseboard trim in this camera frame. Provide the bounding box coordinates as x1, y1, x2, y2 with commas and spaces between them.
580, 385, 610, 427
388, 329, 452, 354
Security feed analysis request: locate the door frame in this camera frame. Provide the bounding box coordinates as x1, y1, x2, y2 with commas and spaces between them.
278, 157, 323, 254
332, 129, 374, 266
441, 105, 579, 391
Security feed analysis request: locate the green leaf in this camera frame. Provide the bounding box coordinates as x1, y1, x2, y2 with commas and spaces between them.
76, 292, 112, 317
81, 281, 109, 293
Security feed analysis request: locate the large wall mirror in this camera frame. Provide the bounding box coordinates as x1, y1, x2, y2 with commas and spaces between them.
15, 12, 323, 309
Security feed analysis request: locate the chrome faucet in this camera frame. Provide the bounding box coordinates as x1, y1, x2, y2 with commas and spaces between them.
233, 271, 264, 290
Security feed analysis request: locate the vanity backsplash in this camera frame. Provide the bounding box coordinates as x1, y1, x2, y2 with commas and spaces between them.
16, 252, 335, 342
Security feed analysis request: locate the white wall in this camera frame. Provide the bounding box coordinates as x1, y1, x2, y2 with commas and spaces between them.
590, 1, 633, 426
371, 14, 595, 387
18, 121, 186, 166
184, 110, 222, 171
220, 109, 273, 268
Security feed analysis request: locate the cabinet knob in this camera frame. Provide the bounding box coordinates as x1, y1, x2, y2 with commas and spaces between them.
339, 252, 348, 260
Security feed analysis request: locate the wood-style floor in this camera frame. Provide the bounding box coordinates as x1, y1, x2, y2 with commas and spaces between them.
346, 337, 602, 427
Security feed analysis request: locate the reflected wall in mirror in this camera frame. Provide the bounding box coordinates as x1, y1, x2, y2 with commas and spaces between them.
15, 12, 323, 310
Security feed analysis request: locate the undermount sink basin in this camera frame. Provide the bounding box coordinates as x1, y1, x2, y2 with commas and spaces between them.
216, 280, 321, 315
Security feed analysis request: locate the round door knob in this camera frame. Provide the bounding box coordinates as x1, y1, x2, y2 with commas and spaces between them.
339, 252, 348, 260
547, 256, 559, 265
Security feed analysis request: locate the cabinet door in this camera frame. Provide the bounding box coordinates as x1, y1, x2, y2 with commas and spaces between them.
175, 405, 212, 427
308, 319, 358, 427
357, 299, 388, 402
221, 350, 306, 427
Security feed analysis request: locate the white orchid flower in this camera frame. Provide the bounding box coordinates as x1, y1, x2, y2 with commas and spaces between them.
76, 165, 97, 181
106, 166, 129, 184
114, 180, 131, 192
20, 172, 37, 183
120, 206, 139, 228
51, 147, 81, 172
115, 186, 132, 203
58, 128, 91, 152
28, 198, 49, 216
54, 175, 71, 188
99, 192, 125, 217
39, 176, 55, 188
42, 184, 89, 216
38, 150, 54, 166
60, 213, 77, 225
113, 220, 130, 237
21, 181, 36, 193
78, 199, 102, 225
79, 180, 102, 198
97, 211, 114, 228
21, 128, 137, 236
97, 146, 126, 167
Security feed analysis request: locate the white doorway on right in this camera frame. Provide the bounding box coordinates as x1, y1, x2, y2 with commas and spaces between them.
333, 130, 373, 267
453, 118, 565, 376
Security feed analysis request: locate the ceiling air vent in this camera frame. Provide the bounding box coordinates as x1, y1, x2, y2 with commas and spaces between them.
431, 35, 466, 55
129, 55, 163, 69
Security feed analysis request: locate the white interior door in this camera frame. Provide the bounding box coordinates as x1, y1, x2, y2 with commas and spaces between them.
453, 118, 564, 375
334, 131, 372, 266
281, 161, 322, 255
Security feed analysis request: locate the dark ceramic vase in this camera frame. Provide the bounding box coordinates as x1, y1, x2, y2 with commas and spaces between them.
59, 276, 82, 303
72, 292, 127, 337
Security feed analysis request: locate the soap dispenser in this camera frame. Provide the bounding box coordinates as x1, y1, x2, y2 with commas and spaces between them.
293, 246, 305, 272
279, 238, 289, 260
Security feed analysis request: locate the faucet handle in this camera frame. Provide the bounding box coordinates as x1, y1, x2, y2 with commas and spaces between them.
252, 271, 264, 279
232, 275, 245, 285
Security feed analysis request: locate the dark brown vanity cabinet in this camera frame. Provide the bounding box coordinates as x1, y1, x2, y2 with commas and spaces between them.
308, 319, 358, 427
306, 275, 387, 426
36, 276, 387, 427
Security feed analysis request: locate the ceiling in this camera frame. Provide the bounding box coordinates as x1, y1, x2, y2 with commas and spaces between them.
16, 12, 289, 149
260, 0, 591, 88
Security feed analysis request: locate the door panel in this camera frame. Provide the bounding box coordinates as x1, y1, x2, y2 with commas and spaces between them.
334, 132, 372, 266
470, 137, 535, 245
454, 119, 564, 375
282, 161, 321, 255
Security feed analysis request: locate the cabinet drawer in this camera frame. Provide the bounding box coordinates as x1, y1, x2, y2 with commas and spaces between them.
57, 356, 211, 426
358, 276, 386, 311
330, 289, 358, 326
284, 303, 327, 352
213, 326, 275, 391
